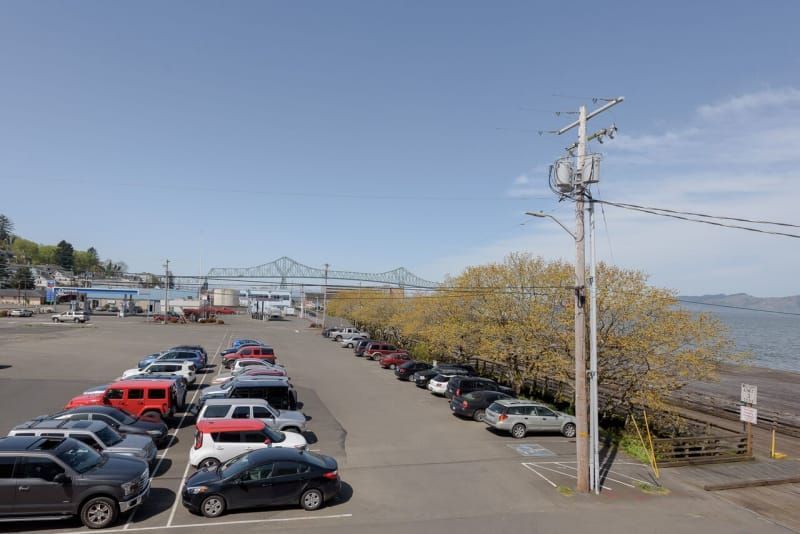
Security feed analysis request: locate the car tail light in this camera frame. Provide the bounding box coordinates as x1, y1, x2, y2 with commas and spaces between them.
194, 431, 203, 449
456, 388, 461, 396
498, 414, 508, 422
461, 401, 468, 409
322, 470, 338, 480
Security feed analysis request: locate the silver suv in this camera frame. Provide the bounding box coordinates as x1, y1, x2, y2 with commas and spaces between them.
196, 398, 307, 433
484, 399, 576, 439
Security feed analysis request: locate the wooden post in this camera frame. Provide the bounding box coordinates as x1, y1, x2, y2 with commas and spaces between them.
746, 421, 753, 457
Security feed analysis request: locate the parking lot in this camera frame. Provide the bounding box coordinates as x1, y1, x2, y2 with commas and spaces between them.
0, 314, 789, 534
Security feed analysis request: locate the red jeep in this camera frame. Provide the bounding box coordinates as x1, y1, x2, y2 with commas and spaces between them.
379, 353, 412, 369
222, 345, 276, 368
65, 379, 178, 419
364, 342, 408, 361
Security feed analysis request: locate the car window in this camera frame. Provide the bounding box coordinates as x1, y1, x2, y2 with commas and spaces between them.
507, 406, 525, 416
128, 389, 144, 400
70, 433, 102, 451
271, 461, 305, 477
67, 413, 91, 421
148, 389, 167, 400
241, 348, 252, 355
214, 432, 242, 443
253, 406, 271, 418
106, 389, 124, 400
17, 457, 65, 481
242, 432, 267, 443
242, 463, 273, 481
232, 407, 251, 419
0, 456, 15, 478
535, 407, 556, 417
203, 405, 230, 418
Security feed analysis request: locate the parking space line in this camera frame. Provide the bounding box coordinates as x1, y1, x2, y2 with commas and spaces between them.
124, 330, 231, 530
554, 462, 636, 489
527, 463, 614, 491
521, 463, 557, 488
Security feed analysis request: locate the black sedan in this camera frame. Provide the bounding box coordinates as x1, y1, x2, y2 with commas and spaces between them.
182, 448, 341, 517
395, 361, 432, 381
450, 391, 515, 422
43, 406, 170, 446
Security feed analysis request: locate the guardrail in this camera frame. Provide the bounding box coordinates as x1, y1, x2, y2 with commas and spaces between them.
652, 433, 751, 467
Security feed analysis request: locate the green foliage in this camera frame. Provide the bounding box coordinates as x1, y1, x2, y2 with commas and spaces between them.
55, 240, 75, 270
0, 214, 13, 248
10, 266, 35, 290
0, 255, 8, 287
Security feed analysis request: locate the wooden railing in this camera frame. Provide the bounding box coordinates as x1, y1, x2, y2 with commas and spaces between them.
652, 433, 751, 467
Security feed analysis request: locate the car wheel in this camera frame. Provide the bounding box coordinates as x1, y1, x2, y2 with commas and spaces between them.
301, 488, 324, 511
74, 318, 79, 323
472, 409, 486, 422
80, 496, 118, 529
511, 423, 527, 439
199, 457, 220, 469
562, 423, 577, 438
283, 426, 301, 433
52, 317, 59, 322
200, 495, 226, 518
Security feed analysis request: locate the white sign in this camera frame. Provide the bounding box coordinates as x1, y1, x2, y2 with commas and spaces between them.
740, 405, 758, 424
741, 383, 757, 405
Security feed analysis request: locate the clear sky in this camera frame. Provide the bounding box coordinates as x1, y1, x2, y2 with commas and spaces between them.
2, 1, 799, 296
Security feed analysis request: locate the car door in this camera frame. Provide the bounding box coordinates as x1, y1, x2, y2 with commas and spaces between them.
252, 405, 277, 429
214, 432, 248, 462
231, 406, 252, 420
0, 456, 16, 513
126, 388, 146, 415
263, 461, 307, 505
12, 456, 72, 514
533, 406, 562, 431
226, 462, 275, 509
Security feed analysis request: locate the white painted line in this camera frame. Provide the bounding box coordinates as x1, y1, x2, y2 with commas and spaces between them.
529, 463, 614, 491
522, 463, 557, 488
555, 463, 634, 489
125, 330, 230, 529
66, 513, 353, 534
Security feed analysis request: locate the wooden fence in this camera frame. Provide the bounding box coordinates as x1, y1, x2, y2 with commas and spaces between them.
652, 433, 751, 467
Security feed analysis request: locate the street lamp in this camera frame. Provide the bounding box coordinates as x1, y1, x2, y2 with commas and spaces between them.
526, 210, 601, 494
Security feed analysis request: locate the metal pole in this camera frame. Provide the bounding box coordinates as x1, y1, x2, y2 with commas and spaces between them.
163, 259, 169, 324
574, 105, 590, 493
588, 198, 600, 494
321, 263, 329, 330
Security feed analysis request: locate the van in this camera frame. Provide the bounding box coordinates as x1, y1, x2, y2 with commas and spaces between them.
200, 378, 298, 411
65, 379, 178, 420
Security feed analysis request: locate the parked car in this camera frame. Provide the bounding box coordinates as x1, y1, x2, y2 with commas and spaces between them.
121, 360, 196, 385
394, 361, 432, 381
364, 342, 407, 361
42, 406, 169, 447
198, 377, 298, 411
182, 447, 340, 517
122, 374, 188, 411
221, 342, 264, 357
413, 364, 476, 388
212, 364, 287, 385
427, 374, 455, 396
321, 327, 337, 338
0, 436, 150, 529
52, 310, 87, 323
138, 350, 204, 371
231, 359, 284, 375
170, 345, 208, 367
222, 346, 276, 368
353, 339, 371, 357
379, 353, 412, 369
340, 335, 367, 348
9, 420, 157, 465
197, 398, 307, 433
152, 311, 181, 322
66, 379, 180, 420
328, 327, 368, 342
189, 419, 307, 469
8, 308, 34, 317
484, 399, 577, 438
444, 376, 512, 400
233, 338, 263, 349
450, 391, 515, 422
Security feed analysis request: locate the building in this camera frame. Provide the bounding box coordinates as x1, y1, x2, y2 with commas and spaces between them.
0, 288, 44, 306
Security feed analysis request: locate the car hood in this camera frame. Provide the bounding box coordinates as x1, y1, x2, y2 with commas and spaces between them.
83, 454, 148, 484
274, 431, 307, 448
120, 419, 167, 436
110, 434, 156, 453
121, 368, 142, 378
200, 384, 227, 400
186, 466, 223, 487
276, 410, 307, 425
66, 393, 105, 408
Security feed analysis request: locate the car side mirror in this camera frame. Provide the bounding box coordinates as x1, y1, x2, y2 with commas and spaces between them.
53, 473, 70, 484
264, 438, 272, 445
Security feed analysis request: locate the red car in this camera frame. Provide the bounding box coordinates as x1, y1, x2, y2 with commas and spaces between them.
222, 345, 276, 368
364, 342, 408, 361
65, 379, 178, 419
379, 353, 412, 369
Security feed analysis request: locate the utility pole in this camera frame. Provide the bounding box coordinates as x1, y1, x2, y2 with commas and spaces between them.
321, 263, 329, 329
588, 195, 600, 494
573, 105, 590, 494
163, 259, 170, 325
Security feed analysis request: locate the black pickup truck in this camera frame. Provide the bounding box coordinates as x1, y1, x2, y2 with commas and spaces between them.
0, 436, 150, 529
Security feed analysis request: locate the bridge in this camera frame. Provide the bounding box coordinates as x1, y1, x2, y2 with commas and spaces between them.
201, 256, 439, 289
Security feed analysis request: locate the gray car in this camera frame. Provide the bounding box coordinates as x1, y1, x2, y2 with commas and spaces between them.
483, 399, 577, 439
9, 419, 158, 464
197, 398, 307, 433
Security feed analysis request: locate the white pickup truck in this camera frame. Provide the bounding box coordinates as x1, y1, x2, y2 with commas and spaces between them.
329, 327, 368, 341
52, 310, 88, 323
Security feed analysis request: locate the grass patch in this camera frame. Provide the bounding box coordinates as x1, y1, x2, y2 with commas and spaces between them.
637, 482, 670, 495
557, 485, 574, 497
617, 433, 653, 464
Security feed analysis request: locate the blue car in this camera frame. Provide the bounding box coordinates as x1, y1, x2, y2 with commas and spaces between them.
138, 350, 204, 371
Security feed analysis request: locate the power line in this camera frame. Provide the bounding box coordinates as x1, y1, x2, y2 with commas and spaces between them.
601, 201, 800, 228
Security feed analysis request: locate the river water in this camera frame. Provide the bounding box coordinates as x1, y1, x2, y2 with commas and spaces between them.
699, 308, 800, 372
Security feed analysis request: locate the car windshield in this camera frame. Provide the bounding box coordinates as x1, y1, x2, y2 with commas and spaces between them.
220, 454, 251, 477
221, 381, 234, 390
113, 410, 137, 425
264, 427, 285, 443
57, 441, 102, 473
95, 426, 124, 446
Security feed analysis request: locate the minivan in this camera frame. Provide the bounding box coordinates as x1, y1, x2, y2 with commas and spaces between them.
445, 376, 510, 400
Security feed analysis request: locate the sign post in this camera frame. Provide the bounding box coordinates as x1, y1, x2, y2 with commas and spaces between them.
740, 384, 757, 456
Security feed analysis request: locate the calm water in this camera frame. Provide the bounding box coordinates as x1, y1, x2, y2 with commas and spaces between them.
696, 308, 800, 372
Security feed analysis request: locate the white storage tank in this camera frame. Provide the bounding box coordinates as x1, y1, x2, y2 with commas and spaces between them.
212, 288, 239, 307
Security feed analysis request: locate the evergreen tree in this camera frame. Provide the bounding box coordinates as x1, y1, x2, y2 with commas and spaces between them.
0, 254, 8, 288
55, 240, 75, 270
0, 214, 13, 248
11, 266, 35, 290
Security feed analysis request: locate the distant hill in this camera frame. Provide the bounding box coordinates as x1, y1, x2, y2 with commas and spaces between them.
679, 293, 800, 314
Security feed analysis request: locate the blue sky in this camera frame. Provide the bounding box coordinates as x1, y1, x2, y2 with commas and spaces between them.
2, 1, 799, 296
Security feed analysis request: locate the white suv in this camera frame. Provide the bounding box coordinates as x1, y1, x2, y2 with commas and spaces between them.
428, 374, 454, 396
121, 360, 196, 384
190, 419, 307, 469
